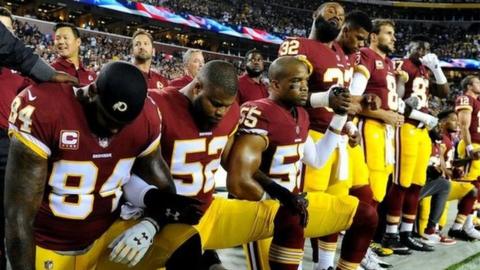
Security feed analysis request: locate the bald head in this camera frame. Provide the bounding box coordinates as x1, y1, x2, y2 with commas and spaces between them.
268, 56, 311, 82
197, 60, 238, 96
268, 56, 311, 106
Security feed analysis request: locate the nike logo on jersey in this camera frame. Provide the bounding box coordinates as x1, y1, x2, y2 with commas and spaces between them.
27, 89, 37, 101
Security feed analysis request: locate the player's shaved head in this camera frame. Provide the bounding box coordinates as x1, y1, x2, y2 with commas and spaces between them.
269, 56, 311, 106
197, 60, 238, 96
268, 56, 311, 82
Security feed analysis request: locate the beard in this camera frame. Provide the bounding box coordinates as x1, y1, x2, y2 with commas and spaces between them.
313, 17, 340, 43
378, 43, 394, 54
246, 65, 263, 78
135, 52, 151, 62
191, 97, 219, 132
83, 102, 116, 138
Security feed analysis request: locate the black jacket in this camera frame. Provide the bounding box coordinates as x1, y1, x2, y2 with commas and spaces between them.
0, 23, 54, 81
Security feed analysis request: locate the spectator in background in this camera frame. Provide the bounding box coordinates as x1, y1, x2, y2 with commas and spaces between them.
169, 48, 204, 88
237, 49, 269, 104
131, 29, 168, 92
52, 22, 96, 84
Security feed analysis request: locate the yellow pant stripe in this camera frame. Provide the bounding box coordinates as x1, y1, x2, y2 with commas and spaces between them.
337, 259, 359, 270
318, 241, 338, 251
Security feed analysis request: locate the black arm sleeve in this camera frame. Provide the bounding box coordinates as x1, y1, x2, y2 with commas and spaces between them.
0, 23, 54, 81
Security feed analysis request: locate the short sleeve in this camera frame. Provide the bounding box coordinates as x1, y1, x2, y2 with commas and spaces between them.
8, 84, 56, 158
455, 95, 472, 112
138, 98, 161, 157
278, 38, 307, 57
238, 103, 269, 138
356, 49, 374, 79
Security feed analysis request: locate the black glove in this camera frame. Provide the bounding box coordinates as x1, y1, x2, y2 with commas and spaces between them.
263, 181, 309, 227
328, 85, 350, 115
144, 189, 203, 226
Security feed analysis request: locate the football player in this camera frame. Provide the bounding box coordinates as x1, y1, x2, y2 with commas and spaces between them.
102, 60, 323, 270
131, 29, 168, 92
417, 110, 456, 245
348, 19, 411, 255
280, 5, 382, 269
5, 61, 202, 269
52, 22, 96, 84
228, 56, 377, 270
382, 35, 444, 252
449, 75, 480, 239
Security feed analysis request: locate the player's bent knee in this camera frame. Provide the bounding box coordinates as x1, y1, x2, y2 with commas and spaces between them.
352, 201, 378, 231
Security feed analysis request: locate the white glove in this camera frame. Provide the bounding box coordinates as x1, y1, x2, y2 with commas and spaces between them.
420, 53, 447, 84
420, 53, 440, 70
109, 218, 159, 267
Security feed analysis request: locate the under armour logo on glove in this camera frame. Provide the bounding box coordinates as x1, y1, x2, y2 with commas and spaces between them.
133, 233, 149, 246
165, 208, 180, 221
108, 218, 158, 267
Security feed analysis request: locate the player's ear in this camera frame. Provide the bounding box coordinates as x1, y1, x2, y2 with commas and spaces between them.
270, 79, 280, 91
192, 80, 202, 97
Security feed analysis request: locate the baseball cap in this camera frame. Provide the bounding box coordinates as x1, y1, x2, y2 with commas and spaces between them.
95, 61, 147, 123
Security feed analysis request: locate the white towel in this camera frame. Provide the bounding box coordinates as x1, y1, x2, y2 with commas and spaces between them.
385, 125, 395, 165
337, 135, 349, 181
120, 202, 144, 220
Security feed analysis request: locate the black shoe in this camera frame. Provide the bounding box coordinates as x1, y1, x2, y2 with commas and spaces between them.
448, 229, 476, 241
201, 250, 225, 270
400, 231, 434, 252
381, 233, 412, 255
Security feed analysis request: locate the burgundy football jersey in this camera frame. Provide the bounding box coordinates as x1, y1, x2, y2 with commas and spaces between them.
443, 133, 454, 169
238, 98, 310, 193
51, 57, 96, 85
237, 73, 269, 104
168, 74, 193, 88
398, 58, 430, 110
0, 68, 30, 129
143, 69, 168, 92
278, 37, 352, 133
358, 47, 398, 112
455, 94, 480, 143
149, 90, 239, 212
8, 83, 161, 251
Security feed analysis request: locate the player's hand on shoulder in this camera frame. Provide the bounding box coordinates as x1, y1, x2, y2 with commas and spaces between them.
50, 71, 79, 86
108, 218, 158, 267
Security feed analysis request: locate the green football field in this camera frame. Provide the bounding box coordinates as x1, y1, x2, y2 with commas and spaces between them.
447, 252, 480, 270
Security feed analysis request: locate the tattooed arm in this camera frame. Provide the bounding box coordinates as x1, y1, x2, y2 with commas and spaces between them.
5, 137, 48, 270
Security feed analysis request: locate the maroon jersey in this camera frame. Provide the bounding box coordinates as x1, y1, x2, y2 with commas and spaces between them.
238, 99, 310, 193
442, 133, 454, 169
358, 47, 398, 112
143, 69, 168, 92
149, 90, 239, 212
237, 73, 269, 104
8, 83, 161, 251
0, 68, 30, 129
51, 57, 96, 85
456, 94, 480, 143
278, 37, 352, 133
169, 74, 193, 88
397, 58, 430, 125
